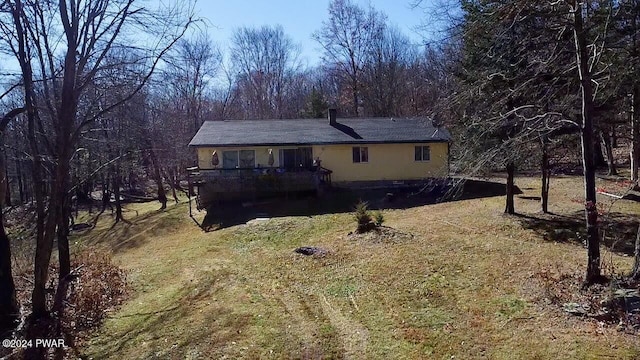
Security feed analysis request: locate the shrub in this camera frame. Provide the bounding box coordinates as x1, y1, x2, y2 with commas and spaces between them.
354, 200, 372, 224
65, 251, 128, 331
373, 211, 384, 227
354, 200, 375, 233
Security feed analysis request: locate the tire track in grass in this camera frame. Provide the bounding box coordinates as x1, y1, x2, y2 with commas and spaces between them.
279, 291, 320, 355
320, 294, 369, 359
276, 290, 350, 358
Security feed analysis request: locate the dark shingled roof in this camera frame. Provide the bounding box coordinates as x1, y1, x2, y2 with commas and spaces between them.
189, 118, 451, 147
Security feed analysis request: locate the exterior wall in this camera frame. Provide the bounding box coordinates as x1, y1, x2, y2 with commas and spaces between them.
195, 142, 449, 182
312, 142, 449, 182
197, 146, 282, 169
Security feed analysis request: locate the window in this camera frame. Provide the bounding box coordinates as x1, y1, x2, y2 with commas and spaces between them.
352, 147, 368, 163
222, 151, 238, 168
415, 146, 430, 161
222, 150, 255, 168
279, 147, 313, 170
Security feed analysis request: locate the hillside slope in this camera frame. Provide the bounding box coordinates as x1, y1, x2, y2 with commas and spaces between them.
82, 176, 640, 359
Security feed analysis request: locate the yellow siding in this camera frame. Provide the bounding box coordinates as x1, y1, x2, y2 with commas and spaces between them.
312, 142, 449, 182
196, 142, 449, 181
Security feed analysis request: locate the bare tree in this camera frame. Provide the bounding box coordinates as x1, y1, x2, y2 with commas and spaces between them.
571, 0, 602, 284
210, 60, 242, 120
0, 105, 23, 337
166, 33, 222, 133
154, 33, 222, 199
0, 0, 194, 320
361, 26, 417, 117
231, 25, 302, 119
313, 0, 386, 117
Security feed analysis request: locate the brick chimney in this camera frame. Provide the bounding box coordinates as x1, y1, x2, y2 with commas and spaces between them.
328, 108, 337, 125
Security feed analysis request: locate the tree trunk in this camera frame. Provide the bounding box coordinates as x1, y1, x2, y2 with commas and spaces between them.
34, 2, 90, 317
12, 0, 50, 318
33, 137, 74, 318
505, 162, 515, 215
573, 2, 601, 284
26, 102, 47, 319
353, 85, 359, 117
149, 148, 167, 209
4, 181, 10, 207
0, 110, 23, 337
631, 87, 639, 183
600, 129, 617, 176
74, 192, 79, 221
631, 224, 640, 281
15, 148, 23, 204
86, 178, 93, 214
167, 168, 179, 203
27, 167, 47, 318
593, 136, 606, 168
33, 167, 64, 318
351, 71, 359, 117
57, 193, 71, 279
0, 179, 17, 339
100, 175, 111, 214
32, 0, 84, 314
4, 157, 11, 207
113, 168, 123, 223
541, 138, 550, 213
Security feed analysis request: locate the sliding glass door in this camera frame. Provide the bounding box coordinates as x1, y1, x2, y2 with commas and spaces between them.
279, 147, 312, 170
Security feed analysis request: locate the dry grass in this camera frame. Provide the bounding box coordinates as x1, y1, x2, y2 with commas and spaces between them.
77, 176, 640, 359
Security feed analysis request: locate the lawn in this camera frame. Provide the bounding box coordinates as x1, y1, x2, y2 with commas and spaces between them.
79, 175, 640, 359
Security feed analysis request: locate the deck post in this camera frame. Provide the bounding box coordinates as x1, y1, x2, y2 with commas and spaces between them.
187, 166, 199, 219
188, 171, 192, 218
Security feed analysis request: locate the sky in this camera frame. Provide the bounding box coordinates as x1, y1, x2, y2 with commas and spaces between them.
195, 0, 433, 67
0, 0, 443, 84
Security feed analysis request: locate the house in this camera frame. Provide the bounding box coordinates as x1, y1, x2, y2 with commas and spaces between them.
188, 109, 451, 207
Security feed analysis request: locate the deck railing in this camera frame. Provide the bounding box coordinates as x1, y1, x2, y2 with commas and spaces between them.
188, 166, 332, 207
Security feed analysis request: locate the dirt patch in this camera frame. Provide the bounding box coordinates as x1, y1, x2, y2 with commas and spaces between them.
346, 226, 414, 243
534, 269, 640, 333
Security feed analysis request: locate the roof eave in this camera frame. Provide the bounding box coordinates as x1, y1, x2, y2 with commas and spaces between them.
188, 139, 451, 148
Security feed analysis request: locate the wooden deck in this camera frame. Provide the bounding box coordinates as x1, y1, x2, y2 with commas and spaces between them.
188, 167, 332, 208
